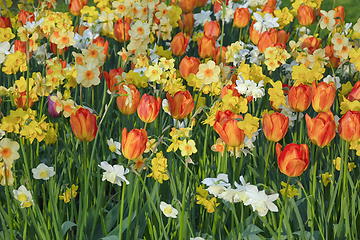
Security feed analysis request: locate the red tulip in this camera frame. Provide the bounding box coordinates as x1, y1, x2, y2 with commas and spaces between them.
276, 143, 309, 177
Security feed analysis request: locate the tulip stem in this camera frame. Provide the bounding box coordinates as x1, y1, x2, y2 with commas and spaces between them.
277, 176, 291, 240
118, 183, 126, 240
239, 28, 242, 42
4, 167, 14, 240
294, 112, 300, 143
341, 140, 350, 238
264, 141, 274, 184
179, 162, 189, 240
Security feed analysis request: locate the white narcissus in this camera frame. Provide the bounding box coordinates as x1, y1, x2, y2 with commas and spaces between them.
98, 161, 130, 186
13, 185, 34, 208
0, 138, 20, 168
32, 163, 55, 180
160, 201, 178, 218
107, 138, 121, 155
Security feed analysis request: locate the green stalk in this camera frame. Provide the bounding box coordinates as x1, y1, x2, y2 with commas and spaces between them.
342, 140, 350, 238
264, 141, 274, 184
277, 176, 291, 239
178, 163, 189, 240
118, 183, 126, 240
78, 141, 88, 240
126, 177, 140, 240
4, 168, 14, 240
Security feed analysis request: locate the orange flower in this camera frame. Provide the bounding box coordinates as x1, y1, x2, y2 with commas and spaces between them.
70, 108, 98, 142
122, 128, 147, 160
14, 40, 33, 59
50, 42, 68, 56
178, 13, 194, 34
0, 17, 11, 28
301, 36, 321, 54
288, 83, 312, 112
166, 90, 194, 120
18, 9, 35, 25
233, 7, 250, 28
249, 21, 261, 45
214, 46, 227, 65
311, 81, 336, 113
114, 18, 131, 43
262, 0, 277, 14
179, 56, 200, 78
195, 0, 207, 8
213, 110, 245, 147
297, 4, 316, 26
137, 94, 161, 123
220, 84, 241, 99
92, 36, 109, 61
179, 0, 195, 13
103, 67, 124, 92
69, 0, 87, 16
277, 30, 289, 45
333, 6, 345, 26
204, 20, 221, 41
198, 36, 216, 59
170, 32, 189, 56
346, 81, 360, 102
257, 29, 277, 53
338, 110, 360, 142
325, 45, 340, 69
305, 110, 336, 147
262, 112, 289, 142
276, 143, 309, 177
116, 84, 140, 115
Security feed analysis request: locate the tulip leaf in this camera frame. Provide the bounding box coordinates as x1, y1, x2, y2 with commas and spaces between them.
61, 221, 77, 236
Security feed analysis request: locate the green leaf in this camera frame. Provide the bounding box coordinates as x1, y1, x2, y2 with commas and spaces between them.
101, 236, 119, 240
61, 221, 77, 236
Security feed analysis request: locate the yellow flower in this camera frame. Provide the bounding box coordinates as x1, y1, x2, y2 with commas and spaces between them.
82, 43, 105, 67
211, 138, 226, 156
185, 73, 203, 90
237, 113, 259, 138
274, 7, 294, 29
319, 172, 332, 187
280, 181, 299, 198
144, 139, 157, 153
333, 157, 357, 171
145, 64, 163, 82
196, 186, 219, 213
179, 139, 197, 156
264, 59, 280, 71
59, 184, 78, 203
168, 5, 182, 28
76, 62, 101, 88
196, 60, 220, 85
268, 80, 287, 109
147, 151, 169, 184
80, 6, 99, 23
155, 45, 173, 59
159, 57, 175, 71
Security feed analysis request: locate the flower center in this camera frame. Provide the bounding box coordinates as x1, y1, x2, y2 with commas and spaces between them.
61, 36, 69, 44
185, 145, 192, 151
40, 170, 48, 178
18, 193, 27, 202
204, 69, 213, 77
85, 70, 94, 79
0, 148, 11, 158
164, 206, 172, 215
216, 145, 224, 152
137, 27, 144, 34
109, 145, 116, 152
90, 50, 98, 57
323, 16, 329, 24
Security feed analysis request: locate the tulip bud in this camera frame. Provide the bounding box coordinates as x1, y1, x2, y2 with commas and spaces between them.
137, 94, 161, 123
69, 0, 88, 16
276, 143, 309, 177
333, 6, 345, 26
305, 110, 336, 147
179, 0, 195, 13
48, 95, 61, 118
257, 29, 278, 53
204, 20, 221, 41
178, 13, 194, 34
233, 8, 250, 28
346, 81, 360, 102
311, 81, 336, 113
198, 36, 216, 59
213, 110, 245, 147
171, 32, 189, 56
0, 17, 11, 28
277, 30, 289, 45
301, 36, 321, 54
114, 18, 131, 43
166, 90, 195, 120
70, 108, 98, 142
179, 56, 201, 78
262, 112, 289, 142
103, 67, 124, 92
116, 84, 140, 115
288, 83, 312, 112
297, 4, 316, 26
338, 110, 360, 142
214, 46, 227, 65
325, 45, 340, 69
249, 21, 261, 45
122, 128, 148, 160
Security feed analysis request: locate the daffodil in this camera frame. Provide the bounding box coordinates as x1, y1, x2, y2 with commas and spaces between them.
107, 138, 121, 155
196, 60, 220, 85
0, 138, 20, 168
160, 201, 178, 218
13, 185, 34, 208
98, 161, 130, 186
32, 163, 55, 180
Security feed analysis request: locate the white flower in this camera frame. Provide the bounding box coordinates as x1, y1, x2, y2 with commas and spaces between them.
253, 12, 279, 33
190, 238, 205, 240
217, 189, 242, 203
298, 26, 310, 37
98, 162, 130, 186
0, 128, 5, 140
0, 41, 10, 64
162, 99, 171, 115
248, 47, 263, 65
123, 84, 133, 107
13, 185, 34, 208
354, 18, 360, 33
323, 75, 341, 90
160, 201, 178, 218
193, 10, 212, 27
319, 10, 336, 31
243, 189, 279, 217
214, 0, 234, 23
202, 173, 231, 197
107, 138, 121, 155
32, 163, 55, 180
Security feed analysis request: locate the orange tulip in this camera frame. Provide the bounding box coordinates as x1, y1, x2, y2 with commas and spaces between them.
338, 110, 360, 142
0, 17, 11, 28
220, 84, 241, 98
114, 18, 131, 43
325, 45, 340, 69
50, 42, 68, 56
195, 0, 207, 8
70, 108, 98, 142
179, 0, 195, 13
178, 13, 194, 34
333, 6, 345, 26
213, 110, 245, 147
346, 81, 360, 102
297, 4, 316, 26
262, 0, 277, 14
305, 110, 336, 147
13, 91, 35, 110
288, 83, 312, 112
179, 56, 200, 78
311, 81, 336, 113
233, 7, 250, 28
103, 67, 124, 92
92, 36, 109, 61
69, 0, 87, 16
277, 30, 289, 45
75, 25, 89, 36
14, 40, 33, 59
204, 20, 221, 41
249, 21, 261, 45
301, 36, 321, 54
257, 28, 277, 53
137, 94, 161, 123
198, 36, 216, 59
116, 84, 140, 115
214, 46, 227, 65
276, 143, 309, 177
18, 9, 35, 25
171, 32, 189, 56
122, 128, 148, 160
166, 90, 194, 120
262, 112, 289, 142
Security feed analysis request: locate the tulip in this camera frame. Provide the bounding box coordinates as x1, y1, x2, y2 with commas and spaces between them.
301, 36, 321, 54
137, 94, 161, 123
233, 7, 250, 28
179, 0, 195, 13
198, 36, 216, 59
276, 143, 309, 177
305, 110, 336, 147
70, 108, 98, 142
195, 0, 207, 8
92, 36, 109, 61
338, 110, 360, 142
18, 9, 35, 25
103, 67, 124, 92
347, 81, 360, 102
179, 56, 201, 78
122, 128, 147, 160
262, 112, 289, 142
69, 0, 87, 16
75, 25, 89, 36
213, 110, 245, 147
116, 84, 140, 115
288, 83, 312, 112
220, 84, 241, 99
50, 42, 68, 56
297, 4, 316, 26
277, 30, 289, 45
333, 6, 345, 26
262, 0, 277, 14
249, 21, 261, 45
0, 17, 11, 28
166, 90, 194, 120
13, 91, 35, 110
114, 18, 131, 43
214, 46, 227, 65
204, 20, 221, 41
178, 13, 194, 34
171, 32, 189, 56
48, 95, 61, 118
257, 29, 277, 53
325, 45, 340, 69
311, 81, 336, 113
